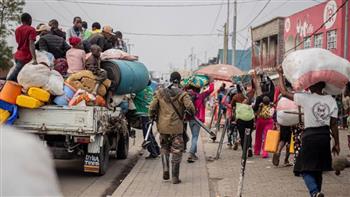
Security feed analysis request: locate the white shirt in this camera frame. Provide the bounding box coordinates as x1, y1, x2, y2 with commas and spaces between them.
294, 93, 338, 129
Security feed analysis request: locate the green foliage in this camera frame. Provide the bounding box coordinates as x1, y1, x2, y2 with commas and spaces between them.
0, 0, 25, 69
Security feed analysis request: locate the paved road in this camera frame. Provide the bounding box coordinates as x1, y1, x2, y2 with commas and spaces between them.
55, 132, 143, 197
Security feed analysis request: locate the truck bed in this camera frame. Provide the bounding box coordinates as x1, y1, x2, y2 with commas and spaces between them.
14, 105, 109, 136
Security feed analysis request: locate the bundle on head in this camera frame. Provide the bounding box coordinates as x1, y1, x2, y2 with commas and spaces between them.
332, 156, 350, 175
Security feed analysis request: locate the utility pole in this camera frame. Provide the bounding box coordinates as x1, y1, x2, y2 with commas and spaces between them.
226, 0, 230, 64
190, 47, 194, 71
232, 0, 237, 66
344, 0, 349, 59
204, 51, 207, 64
223, 23, 228, 64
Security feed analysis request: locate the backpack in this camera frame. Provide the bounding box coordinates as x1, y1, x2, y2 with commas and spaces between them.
235, 103, 255, 121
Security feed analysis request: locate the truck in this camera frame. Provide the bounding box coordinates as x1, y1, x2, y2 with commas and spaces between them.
13, 105, 130, 176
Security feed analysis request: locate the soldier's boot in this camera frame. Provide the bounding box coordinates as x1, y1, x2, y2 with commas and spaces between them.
172, 162, 181, 184
162, 154, 170, 180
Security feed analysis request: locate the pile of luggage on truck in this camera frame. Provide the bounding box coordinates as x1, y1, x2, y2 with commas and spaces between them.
0, 19, 152, 175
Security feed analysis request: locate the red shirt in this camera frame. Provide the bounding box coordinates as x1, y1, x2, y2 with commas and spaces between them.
14, 25, 36, 63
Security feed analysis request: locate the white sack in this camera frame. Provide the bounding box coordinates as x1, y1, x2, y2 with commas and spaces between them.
282, 48, 350, 95
101, 49, 138, 61
43, 70, 64, 96
35, 50, 55, 68
17, 63, 50, 91
276, 97, 303, 126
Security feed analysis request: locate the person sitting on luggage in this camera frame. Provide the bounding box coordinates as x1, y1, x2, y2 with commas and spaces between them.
66, 37, 86, 74
36, 24, 71, 59
87, 25, 115, 52
85, 44, 108, 95
48, 19, 66, 40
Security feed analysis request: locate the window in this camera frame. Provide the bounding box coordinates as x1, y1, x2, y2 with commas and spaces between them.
304, 36, 311, 49
314, 33, 323, 48
327, 30, 337, 49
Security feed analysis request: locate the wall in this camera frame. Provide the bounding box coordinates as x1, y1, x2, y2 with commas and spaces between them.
284, 0, 348, 61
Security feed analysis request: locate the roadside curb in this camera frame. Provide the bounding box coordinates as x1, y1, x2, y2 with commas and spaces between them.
110, 154, 146, 197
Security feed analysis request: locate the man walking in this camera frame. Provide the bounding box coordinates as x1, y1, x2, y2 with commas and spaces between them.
134, 80, 160, 159
149, 72, 195, 184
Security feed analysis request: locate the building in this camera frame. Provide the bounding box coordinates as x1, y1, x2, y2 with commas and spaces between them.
217, 48, 252, 71
284, 0, 349, 61
251, 17, 285, 69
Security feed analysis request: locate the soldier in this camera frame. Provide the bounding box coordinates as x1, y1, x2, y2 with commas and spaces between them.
149, 72, 195, 184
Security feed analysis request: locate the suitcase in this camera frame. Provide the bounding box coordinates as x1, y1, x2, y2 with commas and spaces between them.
264, 130, 280, 153
0, 109, 10, 124
28, 87, 50, 102
16, 95, 44, 109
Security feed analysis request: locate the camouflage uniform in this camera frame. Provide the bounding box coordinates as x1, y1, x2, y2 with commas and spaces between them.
159, 134, 184, 164
149, 85, 195, 183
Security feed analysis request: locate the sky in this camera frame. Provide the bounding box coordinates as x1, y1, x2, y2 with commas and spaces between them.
10, 0, 323, 73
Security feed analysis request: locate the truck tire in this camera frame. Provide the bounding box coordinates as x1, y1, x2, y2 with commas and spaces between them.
98, 137, 110, 176
116, 131, 129, 159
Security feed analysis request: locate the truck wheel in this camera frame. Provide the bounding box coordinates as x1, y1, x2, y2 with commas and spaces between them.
116, 131, 129, 159
98, 137, 110, 175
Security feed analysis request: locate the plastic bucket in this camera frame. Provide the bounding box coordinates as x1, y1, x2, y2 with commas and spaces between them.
101, 60, 149, 94
53, 83, 76, 106
0, 81, 22, 104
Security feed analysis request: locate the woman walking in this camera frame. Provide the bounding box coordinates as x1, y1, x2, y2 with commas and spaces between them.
187, 81, 214, 162
277, 67, 340, 197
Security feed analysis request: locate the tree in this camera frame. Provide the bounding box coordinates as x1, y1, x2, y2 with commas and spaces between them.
0, 0, 25, 70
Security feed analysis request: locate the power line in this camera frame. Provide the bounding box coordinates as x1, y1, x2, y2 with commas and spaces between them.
210, 0, 225, 33
260, 0, 291, 20
66, 0, 94, 21
285, 0, 348, 53
32, 0, 269, 7
237, 0, 271, 32
43, 0, 71, 24
123, 32, 222, 37
56, 0, 76, 18
33, 19, 224, 37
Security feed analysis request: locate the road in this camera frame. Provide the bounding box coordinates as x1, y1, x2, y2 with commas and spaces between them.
55, 132, 144, 197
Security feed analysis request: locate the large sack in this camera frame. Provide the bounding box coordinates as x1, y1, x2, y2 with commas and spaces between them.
101, 49, 138, 61
35, 50, 55, 68
43, 70, 64, 96
17, 63, 50, 91
282, 48, 350, 95
276, 97, 301, 126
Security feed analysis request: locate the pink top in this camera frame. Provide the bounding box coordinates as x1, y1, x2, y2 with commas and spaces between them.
66, 48, 86, 74
188, 83, 214, 123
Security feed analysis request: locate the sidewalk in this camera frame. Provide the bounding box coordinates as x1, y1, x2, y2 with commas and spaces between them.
112, 136, 210, 197
203, 129, 350, 197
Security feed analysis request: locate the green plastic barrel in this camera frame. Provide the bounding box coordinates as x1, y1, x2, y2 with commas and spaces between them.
101, 60, 150, 94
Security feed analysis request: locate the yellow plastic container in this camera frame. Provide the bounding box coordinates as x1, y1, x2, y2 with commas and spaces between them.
0, 109, 10, 124
28, 87, 50, 102
264, 130, 280, 153
290, 134, 295, 154
16, 95, 44, 109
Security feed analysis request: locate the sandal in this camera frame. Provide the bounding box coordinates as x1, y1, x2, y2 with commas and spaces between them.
272, 153, 280, 166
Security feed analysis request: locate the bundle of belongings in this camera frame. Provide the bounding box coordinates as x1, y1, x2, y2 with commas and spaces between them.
0, 48, 145, 125
181, 74, 209, 88
282, 48, 350, 95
